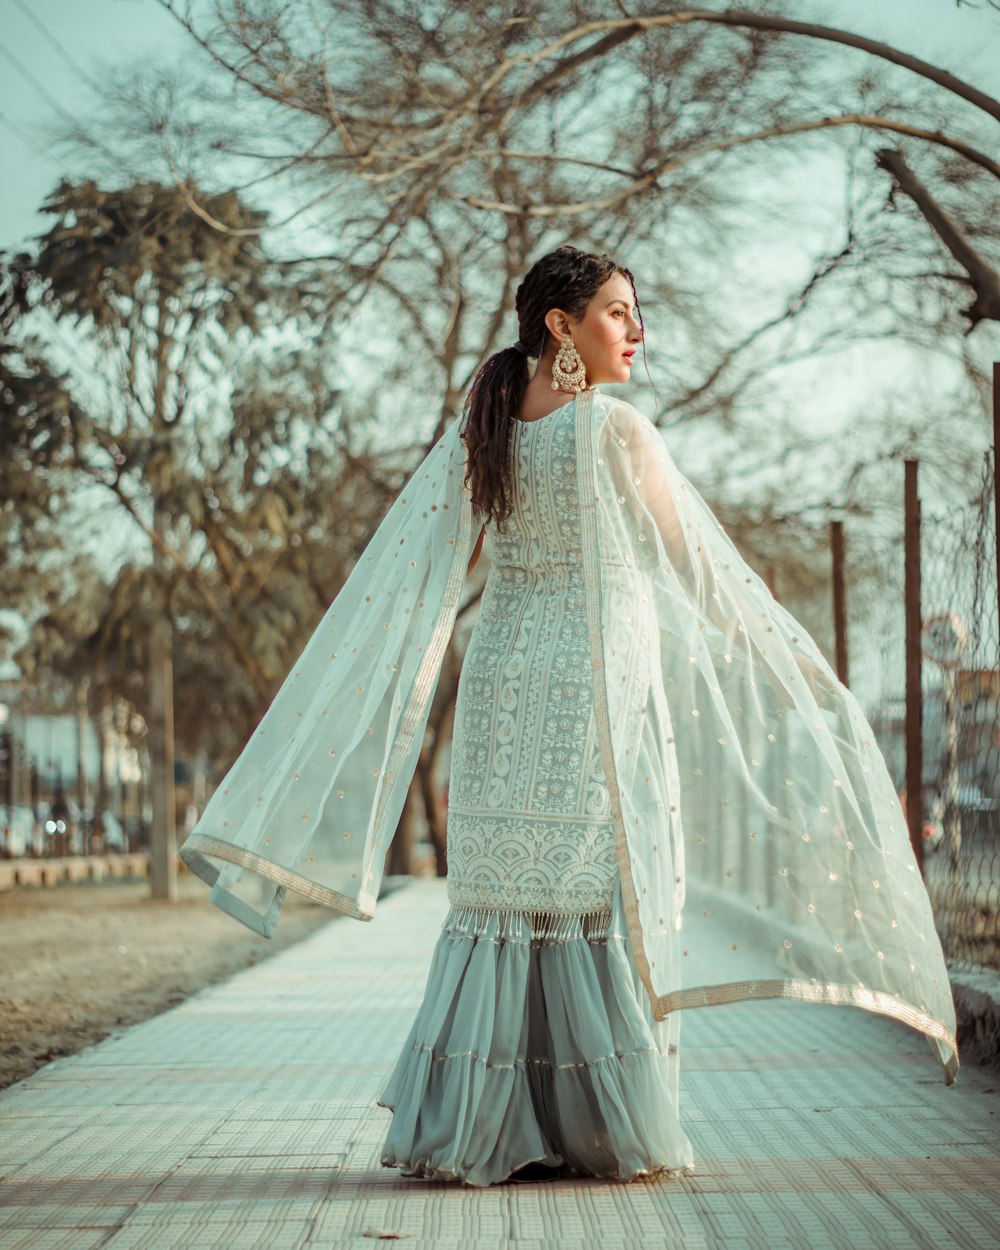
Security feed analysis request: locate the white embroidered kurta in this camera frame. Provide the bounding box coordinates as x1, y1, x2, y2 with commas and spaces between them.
446, 406, 620, 916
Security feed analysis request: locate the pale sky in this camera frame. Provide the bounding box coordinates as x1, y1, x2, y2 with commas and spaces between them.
2, 0, 998, 502
1, 0, 998, 691
2, 0, 999, 248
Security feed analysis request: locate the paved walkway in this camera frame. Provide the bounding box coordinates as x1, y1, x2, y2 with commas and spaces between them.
0, 879, 997, 1250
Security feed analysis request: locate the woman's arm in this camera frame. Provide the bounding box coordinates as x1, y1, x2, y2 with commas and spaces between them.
466, 523, 486, 576
617, 403, 838, 706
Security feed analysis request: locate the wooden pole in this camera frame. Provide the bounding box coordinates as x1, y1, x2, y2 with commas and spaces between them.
904, 458, 924, 879
148, 506, 177, 900
75, 680, 90, 817
830, 518, 849, 687
993, 361, 1000, 638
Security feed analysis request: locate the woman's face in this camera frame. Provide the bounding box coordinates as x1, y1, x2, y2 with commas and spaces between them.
547, 271, 643, 386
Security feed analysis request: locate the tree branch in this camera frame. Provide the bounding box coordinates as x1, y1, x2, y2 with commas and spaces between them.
876, 146, 1000, 331
459, 112, 1000, 217
495, 10, 1000, 126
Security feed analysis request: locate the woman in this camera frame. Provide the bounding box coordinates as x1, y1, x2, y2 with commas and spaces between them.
179, 245, 958, 1188
378, 248, 698, 1185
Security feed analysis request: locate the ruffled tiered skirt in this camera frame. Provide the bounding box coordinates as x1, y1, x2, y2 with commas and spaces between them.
378, 875, 695, 1187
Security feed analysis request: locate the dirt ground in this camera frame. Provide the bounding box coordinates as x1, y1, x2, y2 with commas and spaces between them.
0, 872, 336, 1090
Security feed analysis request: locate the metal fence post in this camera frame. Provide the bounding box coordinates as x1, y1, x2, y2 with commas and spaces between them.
994, 361, 1000, 637
905, 457, 925, 879
831, 518, 849, 687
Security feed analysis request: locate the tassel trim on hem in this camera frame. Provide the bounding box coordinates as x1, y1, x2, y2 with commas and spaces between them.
441, 903, 616, 945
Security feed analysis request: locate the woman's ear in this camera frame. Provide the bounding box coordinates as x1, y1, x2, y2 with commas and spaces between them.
544, 308, 571, 346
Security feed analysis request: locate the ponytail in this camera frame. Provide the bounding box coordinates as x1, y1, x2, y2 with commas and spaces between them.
460, 342, 534, 533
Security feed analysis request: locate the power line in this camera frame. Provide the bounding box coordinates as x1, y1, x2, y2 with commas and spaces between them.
9, 0, 102, 93
0, 37, 118, 164
0, 39, 79, 128
0, 110, 44, 156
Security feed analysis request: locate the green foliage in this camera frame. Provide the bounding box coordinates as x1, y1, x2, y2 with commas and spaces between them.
0, 337, 83, 554
28, 179, 272, 333
1, 178, 400, 773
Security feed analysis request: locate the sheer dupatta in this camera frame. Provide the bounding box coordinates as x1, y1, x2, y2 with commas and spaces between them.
180, 416, 475, 934
578, 388, 957, 1082
179, 385, 958, 1083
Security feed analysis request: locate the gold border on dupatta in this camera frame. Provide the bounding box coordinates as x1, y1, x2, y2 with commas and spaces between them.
180, 832, 371, 919
659, 976, 959, 1082
363, 476, 475, 884
575, 388, 659, 1009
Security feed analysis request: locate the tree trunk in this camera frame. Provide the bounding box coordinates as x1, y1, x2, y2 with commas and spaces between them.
75, 680, 90, 816
93, 698, 111, 814
148, 506, 177, 900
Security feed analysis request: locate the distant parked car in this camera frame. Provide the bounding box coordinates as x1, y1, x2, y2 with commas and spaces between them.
1, 806, 38, 858
95, 811, 127, 852
38, 799, 83, 856
82, 808, 125, 853
122, 814, 150, 849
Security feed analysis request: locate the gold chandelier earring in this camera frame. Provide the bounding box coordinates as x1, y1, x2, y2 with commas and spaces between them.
551, 336, 588, 393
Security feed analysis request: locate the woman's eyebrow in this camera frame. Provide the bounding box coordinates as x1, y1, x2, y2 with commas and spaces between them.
605, 298, 635, 310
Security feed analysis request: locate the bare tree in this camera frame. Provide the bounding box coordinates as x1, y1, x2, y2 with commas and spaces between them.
26, 0, 1000, 871
87, 0, 997, 440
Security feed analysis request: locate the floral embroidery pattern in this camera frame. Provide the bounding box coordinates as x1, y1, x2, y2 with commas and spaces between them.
447, 407, 619, 915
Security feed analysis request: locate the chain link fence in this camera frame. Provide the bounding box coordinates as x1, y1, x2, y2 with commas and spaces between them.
921, 455, 1000, 972
852, 452, 999, 973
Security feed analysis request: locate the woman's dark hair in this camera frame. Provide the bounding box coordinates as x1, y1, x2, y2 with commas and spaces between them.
460, 243, 643, 532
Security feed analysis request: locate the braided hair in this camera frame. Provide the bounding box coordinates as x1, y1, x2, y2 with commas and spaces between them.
460, 243, 643, 533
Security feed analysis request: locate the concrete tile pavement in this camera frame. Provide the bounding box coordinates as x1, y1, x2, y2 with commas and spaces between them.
0, 877, 997, 1249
